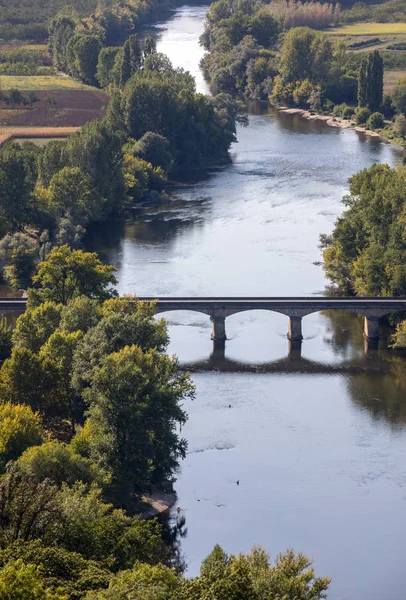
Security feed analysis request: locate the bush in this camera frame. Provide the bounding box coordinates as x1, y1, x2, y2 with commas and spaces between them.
333, 102, 347, 117
16, 440, 102, 487
343, 105, 355, 119
367, 111, 384, 130
393, 114, 406, 137
355, 106, 371, 124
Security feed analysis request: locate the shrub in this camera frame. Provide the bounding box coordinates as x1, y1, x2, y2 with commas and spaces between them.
393, 114, 406, 137
355, 106, 371, 124
367, 111, 384, 130
343, 105, 355, 119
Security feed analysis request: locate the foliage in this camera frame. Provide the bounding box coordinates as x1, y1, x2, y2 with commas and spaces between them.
32, 246, 117, 305
87, 545, 330, 600
96, 48, 120, 88
16, 440, 100, 487
391, 77, 406, 116
322, 163, 406, 297
66, 35, 102, 86
119, 63, 246, 168
0, 403, 43, 473
266, 1, 340, 30
82, 345, 193, 506
130, 133, 173, 174
357, 50, 383, 112
0, 559, 66, 600
393, 321, 406, 348
367, 111, 384, 130
0, 234, 38, 290
0, 540, 111, 599
0, 317, 12, 362
354, 105, 370, 124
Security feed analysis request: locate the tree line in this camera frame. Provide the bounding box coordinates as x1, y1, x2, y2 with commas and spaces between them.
0, 245, 331, 598
201, 0, 406, 143
0, 40, 245, 291
320, 163, 406, 348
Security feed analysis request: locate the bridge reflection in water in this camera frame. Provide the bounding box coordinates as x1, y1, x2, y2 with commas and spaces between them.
180, 338, 384, 374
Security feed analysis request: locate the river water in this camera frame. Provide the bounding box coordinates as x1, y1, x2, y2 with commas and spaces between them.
87, 6, 406, 599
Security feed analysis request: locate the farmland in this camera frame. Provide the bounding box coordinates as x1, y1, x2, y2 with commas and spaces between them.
331, 22, 406, 35
0, 75, 99, 91
0, 89, 110, 127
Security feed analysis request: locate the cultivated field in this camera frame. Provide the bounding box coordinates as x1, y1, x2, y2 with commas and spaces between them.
0, 126, 79, 146
384, 69, 406, 92
0, 75, 99, 91
331, 22, 406, 35
0, 89, 110, 127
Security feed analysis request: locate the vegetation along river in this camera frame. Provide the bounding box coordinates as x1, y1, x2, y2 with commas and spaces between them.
86, 5, 406, 599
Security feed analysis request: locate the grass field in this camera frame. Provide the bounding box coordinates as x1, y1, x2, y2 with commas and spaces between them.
331, 22, 406, 35
0, 75, 98, 91
384, 69, 406, 91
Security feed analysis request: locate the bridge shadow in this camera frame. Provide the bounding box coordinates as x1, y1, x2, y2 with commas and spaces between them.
178, 339, 390, 376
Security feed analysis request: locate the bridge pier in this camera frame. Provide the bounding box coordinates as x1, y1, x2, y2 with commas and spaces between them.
211, 340, 226, 361
211, 316, 227, 341
287, 316, 303, 341
288, 340, 302, 361
364, 316, 380, 341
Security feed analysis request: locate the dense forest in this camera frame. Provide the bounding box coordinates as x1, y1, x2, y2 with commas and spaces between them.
0, 0, 173, 42
0, 245, 331, 598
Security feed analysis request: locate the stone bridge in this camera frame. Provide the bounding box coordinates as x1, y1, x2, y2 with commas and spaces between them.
2, 296, 406, 342
143, 296, 406, 342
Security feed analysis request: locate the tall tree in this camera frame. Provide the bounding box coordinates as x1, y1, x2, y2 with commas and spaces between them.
357, 56, 368, 108
119, 40, 132, 87
369, 50, 383, 112
358, 50, 383, 112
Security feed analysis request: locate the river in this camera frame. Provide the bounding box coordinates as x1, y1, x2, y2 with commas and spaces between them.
86, 6, 406, 599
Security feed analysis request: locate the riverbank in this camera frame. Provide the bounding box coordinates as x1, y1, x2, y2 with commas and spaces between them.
278, 106, 404, 148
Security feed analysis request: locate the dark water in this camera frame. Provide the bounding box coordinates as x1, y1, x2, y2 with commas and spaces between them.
87, 7, 406, 599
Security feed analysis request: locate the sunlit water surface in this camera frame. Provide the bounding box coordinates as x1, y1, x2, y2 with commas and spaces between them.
87, 7, 406, 599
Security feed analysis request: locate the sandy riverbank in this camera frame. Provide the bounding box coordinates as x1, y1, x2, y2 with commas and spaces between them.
278, 106, 403, 147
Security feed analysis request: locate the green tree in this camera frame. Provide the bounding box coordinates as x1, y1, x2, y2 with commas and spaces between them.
279, 27, 333, 84
48, 167, 97, 225
0, 233, 38, 290
0, 146, 36, 232
131, 133, 173, 173
83, 345, 193, 506
143, 37, 156, 58
72, 298, 168, 391
32, 246, 117, 305
12, 301, 62, 354
0, 559, 65, 600
0, 316, 13, 362
17, 440, 101, 488
0, 403, 43, 473
86, 562, 180, 600
357, 55, 368, 108
0, 540, 111, 599
358, 50, 383, 112
118, 41, 132, 87
96, 47, 120, 88
66, 35, 102, 86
